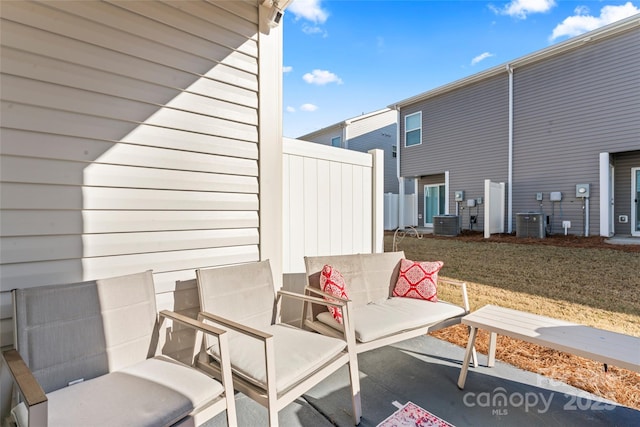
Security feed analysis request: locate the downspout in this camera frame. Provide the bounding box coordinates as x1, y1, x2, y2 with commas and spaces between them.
507, 64, 514, 234
394, 106, 405, 229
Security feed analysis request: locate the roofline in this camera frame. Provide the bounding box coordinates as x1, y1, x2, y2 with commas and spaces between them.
389, 14, 640, 109
344, 108, 392, 124
297, 108, 391, 139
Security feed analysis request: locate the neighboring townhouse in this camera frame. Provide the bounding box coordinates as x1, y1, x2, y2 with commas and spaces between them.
391, 14, 640, 237
298, 108, 399, 194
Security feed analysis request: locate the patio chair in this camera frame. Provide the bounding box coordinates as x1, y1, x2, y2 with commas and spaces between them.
2, 270, 237, 427
195, 260, 362, 426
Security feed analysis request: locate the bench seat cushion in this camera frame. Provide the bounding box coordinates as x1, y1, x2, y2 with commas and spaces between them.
12, 355, 224, 427
317, 298, 466, 343
210, 323, 346, 393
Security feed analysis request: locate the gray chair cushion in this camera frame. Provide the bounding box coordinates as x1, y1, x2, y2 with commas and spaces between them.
317, 298, 466, 342
197, 261, 275, 334
13, 271, 157, 393
12, 355, 224, 427
209, 323, 346, 393
14, 281, 108, 394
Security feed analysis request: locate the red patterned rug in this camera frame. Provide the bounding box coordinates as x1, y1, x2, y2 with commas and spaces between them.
377, 401, 455, 427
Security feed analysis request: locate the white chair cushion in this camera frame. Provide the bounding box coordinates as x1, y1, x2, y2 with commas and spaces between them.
210, 323, 346, 393
12, 355, 224, 427
317, 298, 466, 343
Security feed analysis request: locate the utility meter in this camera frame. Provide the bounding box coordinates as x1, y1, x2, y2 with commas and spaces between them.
576, 184, 590, 198
454, 191, 464, 202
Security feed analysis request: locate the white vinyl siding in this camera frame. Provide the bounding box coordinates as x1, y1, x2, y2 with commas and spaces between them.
0, 0, 263, 346
405, 112, 422, 146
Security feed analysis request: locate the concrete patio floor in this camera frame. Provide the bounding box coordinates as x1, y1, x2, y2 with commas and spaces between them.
207, 334, 639, 426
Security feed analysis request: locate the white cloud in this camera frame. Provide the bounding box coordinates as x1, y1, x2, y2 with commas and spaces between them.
288, 0, 329, 24
471, 52, 495, 65
283, 66, 293, 73
286, 106, 296, 113
550, 2, 639, 41
302, 24, 328, 37
300, 103, 318, 112
302, 69, 343, 85
491, 0, 556, 19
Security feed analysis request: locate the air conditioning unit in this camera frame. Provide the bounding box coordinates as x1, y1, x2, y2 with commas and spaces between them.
516, 212, 545, 238
433, 215, 459, 236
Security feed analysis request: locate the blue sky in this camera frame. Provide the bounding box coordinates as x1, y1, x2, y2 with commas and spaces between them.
282, 0, 639, 137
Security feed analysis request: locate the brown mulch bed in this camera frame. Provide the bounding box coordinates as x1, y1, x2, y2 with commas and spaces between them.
426, 230, 640, 253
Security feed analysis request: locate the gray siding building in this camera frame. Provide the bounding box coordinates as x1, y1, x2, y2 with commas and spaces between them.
392, 15, 640, 237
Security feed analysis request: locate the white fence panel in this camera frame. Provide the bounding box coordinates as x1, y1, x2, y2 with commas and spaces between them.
403, 194, 417, 226
484, 179, 506, 238
283, 138, 383, 274
384, 193, 399, 230
383, 193, 417, 230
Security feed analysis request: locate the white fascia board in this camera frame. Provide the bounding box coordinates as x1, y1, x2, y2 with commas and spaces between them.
298, 107, 393, 140
344, 108, 392, 125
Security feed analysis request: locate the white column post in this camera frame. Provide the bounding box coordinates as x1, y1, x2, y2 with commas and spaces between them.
258, 9, 283, 287
370, 149, 384, 253
599, 152, 611, 237
484, 179, 491, 239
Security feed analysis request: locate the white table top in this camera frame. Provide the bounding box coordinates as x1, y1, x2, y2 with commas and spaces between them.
462, 305, 640, 373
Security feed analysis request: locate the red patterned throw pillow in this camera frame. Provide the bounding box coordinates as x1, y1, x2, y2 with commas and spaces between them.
393, 259, 444, 302
319, 265, 348, 324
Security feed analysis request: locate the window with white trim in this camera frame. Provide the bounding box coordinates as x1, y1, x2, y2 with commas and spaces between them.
405, 112, 422, 147
331, 136, 341, 147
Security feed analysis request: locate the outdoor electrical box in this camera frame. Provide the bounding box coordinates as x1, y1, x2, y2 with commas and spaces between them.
576, 184, 590, 198
550, 192, 562, 202
467, 199, 476, 207
516, 212, 545, 238
476, 197, 483, 205
536, 192, 543, 201
454, 191, 464, 202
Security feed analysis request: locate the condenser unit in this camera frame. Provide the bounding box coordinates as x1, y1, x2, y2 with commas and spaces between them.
516, 212, 545, 238
433, 215, 459, 236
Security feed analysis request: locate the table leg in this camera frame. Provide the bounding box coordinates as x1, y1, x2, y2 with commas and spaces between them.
487, 332, 497, 367
457, 326, 478, 389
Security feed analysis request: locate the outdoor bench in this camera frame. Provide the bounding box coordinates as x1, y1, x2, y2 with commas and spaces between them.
457, 304, 640, 389
303, 251, 477, 358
